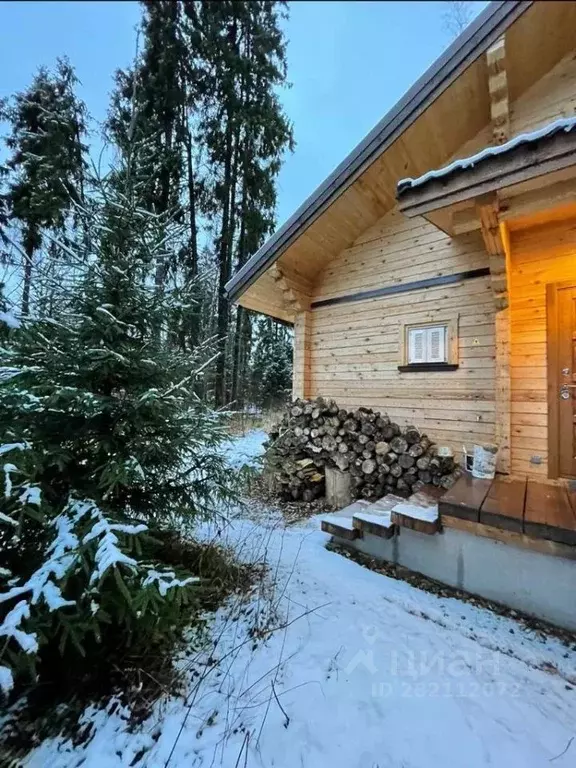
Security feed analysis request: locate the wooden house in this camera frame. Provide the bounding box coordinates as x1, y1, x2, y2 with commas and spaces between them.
227, 0, 576, 480
226, 1, 576, 608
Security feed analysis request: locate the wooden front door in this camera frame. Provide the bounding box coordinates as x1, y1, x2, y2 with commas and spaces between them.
548, 282, 576, 479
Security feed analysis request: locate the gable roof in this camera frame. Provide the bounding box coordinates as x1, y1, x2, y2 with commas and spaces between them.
225, 0, 532, 302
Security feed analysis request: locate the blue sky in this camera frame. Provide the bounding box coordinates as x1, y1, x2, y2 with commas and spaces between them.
0, 0, 486, 225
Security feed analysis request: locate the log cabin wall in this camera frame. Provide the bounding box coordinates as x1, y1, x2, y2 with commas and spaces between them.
509, 216, 576, 479
307, 209, 495, 461
510, 52, 576, 136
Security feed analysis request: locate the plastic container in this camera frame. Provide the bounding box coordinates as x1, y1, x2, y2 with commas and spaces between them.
472, 444, 498, 480
462, 445, 474, 472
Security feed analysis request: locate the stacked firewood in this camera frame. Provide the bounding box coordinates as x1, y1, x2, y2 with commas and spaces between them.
266, 397, 462, 501
264, 455, 325, 503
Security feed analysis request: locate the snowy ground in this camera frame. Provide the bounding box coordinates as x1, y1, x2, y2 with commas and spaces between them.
23, 431, 576, 767
221, 429, 267, 471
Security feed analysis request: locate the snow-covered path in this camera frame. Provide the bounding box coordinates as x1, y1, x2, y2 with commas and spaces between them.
25, 432, 576, 768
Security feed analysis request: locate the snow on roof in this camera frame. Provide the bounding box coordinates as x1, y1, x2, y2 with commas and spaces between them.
397, 115, 576, 194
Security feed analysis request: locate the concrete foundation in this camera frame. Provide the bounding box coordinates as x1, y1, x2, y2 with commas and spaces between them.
334, 526, 576, 632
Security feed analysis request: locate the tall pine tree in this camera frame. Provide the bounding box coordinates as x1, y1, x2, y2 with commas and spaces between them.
188, 1, 293, 407
106, 1, 293, 406
108, 0, 205, 343
1, 59, 86, 316
107, 2, 187, 221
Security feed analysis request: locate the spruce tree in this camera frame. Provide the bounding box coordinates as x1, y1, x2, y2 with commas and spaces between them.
0, 138, 236, 694
106, 1, 293, 404
1, 59, 86, 316
1, 151, 232, 522
107, 1, 209, 354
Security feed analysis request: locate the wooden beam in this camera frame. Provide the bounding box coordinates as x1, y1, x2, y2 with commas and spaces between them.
494, 307, 511, 473
495, 221, 511, 474
441, 515, 576, 561
486, 36, 509, 144
422, 208, 454, 236
452, 174, 576, 234
270, 264, 311, 312
452, 207, 481, 235
499, 175, 576, 222
238, 294, 296, 324
474, 196, 510, 471
546, 282, 560, 480
310, 268, 489, 309
397, 129, 576, 218
292, 311, 312, 399
476, 196, 504, 256
477, 201, 508, 309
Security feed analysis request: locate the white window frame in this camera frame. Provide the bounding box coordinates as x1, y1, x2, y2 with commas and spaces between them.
400, 315, 459, 368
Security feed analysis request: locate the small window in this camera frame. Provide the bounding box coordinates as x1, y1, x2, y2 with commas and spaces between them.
399, 316, 459, 372
408, 325, 447, 364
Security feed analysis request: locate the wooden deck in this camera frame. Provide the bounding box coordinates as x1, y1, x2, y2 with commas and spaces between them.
440, 475, 576, 546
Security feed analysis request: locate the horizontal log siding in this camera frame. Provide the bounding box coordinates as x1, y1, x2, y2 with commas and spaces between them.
308, 210, 494, 458
510, 52, 576, 137
509, 217, 576, 479
439, 53, 576, 175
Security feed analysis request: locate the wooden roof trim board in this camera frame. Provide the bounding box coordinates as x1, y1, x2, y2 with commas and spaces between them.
225, 0, 531, 302
397, 118, 576, 218
397, 115, 576, 199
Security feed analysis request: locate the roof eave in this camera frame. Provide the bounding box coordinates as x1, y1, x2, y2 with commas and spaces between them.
397, 122, 576, 219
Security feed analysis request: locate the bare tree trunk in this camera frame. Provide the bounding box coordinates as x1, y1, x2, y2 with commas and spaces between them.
231, 306, 245, 405
230, 28, 253, 407
233, 307, 251, 409
231, 168, 248, 406
214, 118, 236, 407
183, 114, 200, 351
21, 242, 33, 317
185, 121, 199, 279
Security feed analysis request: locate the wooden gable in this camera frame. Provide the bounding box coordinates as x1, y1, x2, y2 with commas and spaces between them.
234, 1, 576, 321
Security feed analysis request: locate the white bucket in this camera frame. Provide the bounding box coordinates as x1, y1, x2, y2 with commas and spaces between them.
472, 444, 498, 480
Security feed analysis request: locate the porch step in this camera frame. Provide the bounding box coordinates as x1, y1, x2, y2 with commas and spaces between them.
393, 489, 441, 534
440, 474, 576, 546
352, 494, 403, 539
439, 474, 492, 522
409, 487, 445, 505
323, 490, 443, 540
321, 515, 360, 540
391, 501, 440, 535
320, 500, 370, 540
